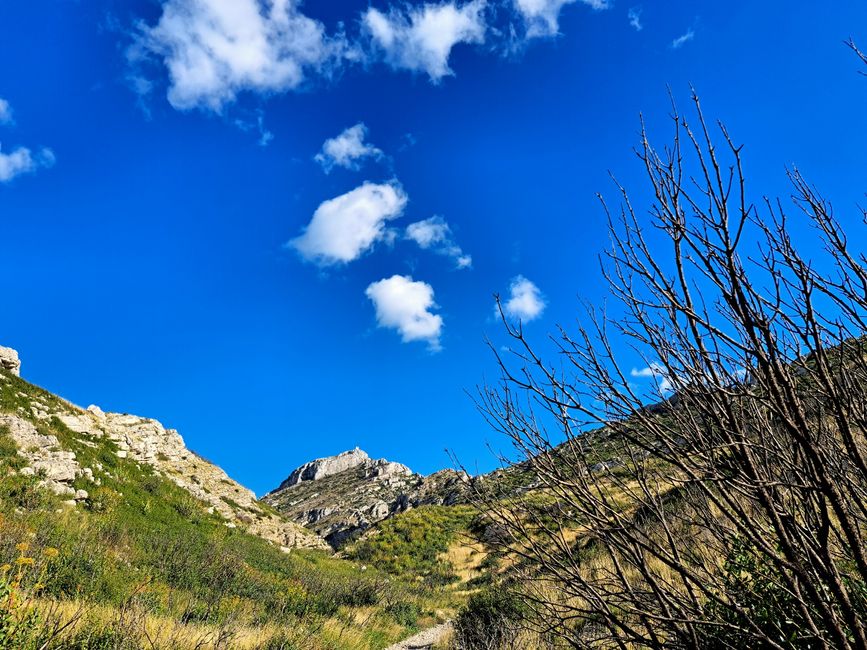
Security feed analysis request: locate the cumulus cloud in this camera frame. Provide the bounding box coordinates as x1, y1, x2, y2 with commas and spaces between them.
0, 99, 13, 125
631, 363, 674, 393
513, 0, 610, 38
288, 181, 407, 266
627, 7, 643, 31
131, 0, 345, 111
671, 27, 695, 49
366, 275, 443, 348
500, 275, 545, 321
0, 146, 55, 183
363, 1, 486, 81
405, 216, 472, 269
315, 123, 383, 173
0, 99, 55, 183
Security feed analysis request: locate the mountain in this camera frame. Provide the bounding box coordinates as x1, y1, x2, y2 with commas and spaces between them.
0, 346, 466, 649
0, 348, 323, 551
263, 448, 472, 547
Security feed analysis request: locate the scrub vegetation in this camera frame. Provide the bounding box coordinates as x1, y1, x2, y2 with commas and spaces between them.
0, 371, 455, 650
453, 86, 867, 648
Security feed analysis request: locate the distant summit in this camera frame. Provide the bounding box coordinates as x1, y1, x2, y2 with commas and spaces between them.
265, 449, 469, 547
272, 447, 413, 491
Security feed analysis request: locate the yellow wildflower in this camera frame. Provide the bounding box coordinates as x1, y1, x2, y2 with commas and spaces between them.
16, 557, 34, 566
0, 564, 10, 573
43, 547, 59, 559
15, 542, 29, 553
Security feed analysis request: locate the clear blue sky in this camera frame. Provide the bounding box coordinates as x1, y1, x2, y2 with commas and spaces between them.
1, 1, 865, 495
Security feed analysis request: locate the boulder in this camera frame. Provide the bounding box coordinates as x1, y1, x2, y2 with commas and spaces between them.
0, 346, 20, 376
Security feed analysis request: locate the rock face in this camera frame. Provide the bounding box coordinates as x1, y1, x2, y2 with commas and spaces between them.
0, 366, 327, 551
275, 448, 374, 489
264, 449, 469, 548
0, 346, 20, 376
0, 415, 86, 499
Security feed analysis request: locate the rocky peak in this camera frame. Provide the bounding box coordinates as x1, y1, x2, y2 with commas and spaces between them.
274, 447, 372, 489
0, 346, 21, 376
264, 449, 467, 548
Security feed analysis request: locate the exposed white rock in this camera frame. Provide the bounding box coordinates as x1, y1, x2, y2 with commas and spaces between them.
0, 347, 20, 376
86, 405, 106, 419
0, 415, 81, 494
0, 376, 327, 550
264, 448, 469, 548
371, 459, 413, 479
369, 500, 390, 520
276, 448, 371, 489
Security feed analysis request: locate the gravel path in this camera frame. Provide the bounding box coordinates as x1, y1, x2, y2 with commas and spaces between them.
385, 621, 453, 649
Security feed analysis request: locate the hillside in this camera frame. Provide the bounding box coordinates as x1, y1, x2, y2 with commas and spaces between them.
264, 448, 472, 547
0, 344, 626, 649
0, 347, 463, 650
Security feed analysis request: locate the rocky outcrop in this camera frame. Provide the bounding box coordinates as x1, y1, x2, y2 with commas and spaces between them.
0, 364, 326, 551
0, 415, 90, 502
264, 450, 469, 548
54, 407, 326, 549
0, 346, 20, 376
275, 448, 373, 489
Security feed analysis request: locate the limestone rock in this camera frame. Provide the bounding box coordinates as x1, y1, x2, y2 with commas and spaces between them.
86, 405, 105, 419
0, 347, 20, 376
0, 376, 327, 551
264, 449, 471, 548
0, 415, 81, 495
275, 448, 371, 489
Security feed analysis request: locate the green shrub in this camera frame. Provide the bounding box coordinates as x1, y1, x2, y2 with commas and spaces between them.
385, 600, 420, 627
350, 505, 475, 578
0, 370, 446, 647
700, 539, 867, 649
453, 588, 526, 650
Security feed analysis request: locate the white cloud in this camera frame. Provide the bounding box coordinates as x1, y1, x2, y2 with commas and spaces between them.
627, 7, 643, 31
501, 275, 545, 321
233, 110, 273, 146
315, 123, 383, 173
131, 0, 345, 111
0, 146, 55, 183
514, 0, 610, 38
0, 99, 13, 125
363, 1, 487, 81
631, 363, 674, 393
288, 181, 407, 266
405, 216, 472, 269
671, 27, 694, 49
366, 275, 443, 348
630, 364, 659, 378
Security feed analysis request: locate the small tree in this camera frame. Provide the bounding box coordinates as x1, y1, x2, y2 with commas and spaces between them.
472, 71, 867, 649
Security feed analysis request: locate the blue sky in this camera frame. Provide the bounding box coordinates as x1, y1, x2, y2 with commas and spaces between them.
1, 0, 865, 495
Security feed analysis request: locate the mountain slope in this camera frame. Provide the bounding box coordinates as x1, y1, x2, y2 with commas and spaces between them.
0, 349, 457, 649
264, 448, 471, 547
0, 366, 323, 551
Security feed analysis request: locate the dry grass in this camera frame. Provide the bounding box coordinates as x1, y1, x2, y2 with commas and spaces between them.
31, 597, 432, 650
441, 534, 488, 585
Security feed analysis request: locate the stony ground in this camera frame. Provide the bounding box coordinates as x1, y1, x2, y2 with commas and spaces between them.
385, 621, 453, 649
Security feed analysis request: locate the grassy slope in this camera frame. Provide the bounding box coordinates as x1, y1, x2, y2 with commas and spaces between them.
348, 506, 478, 584
0, 369, 455, 649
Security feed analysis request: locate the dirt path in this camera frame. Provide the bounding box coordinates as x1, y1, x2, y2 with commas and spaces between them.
385, 621, 453, 649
